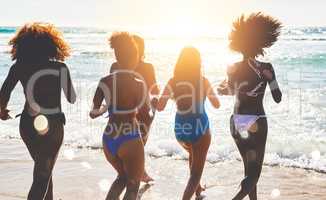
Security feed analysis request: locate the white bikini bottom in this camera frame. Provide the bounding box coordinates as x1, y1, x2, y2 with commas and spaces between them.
233, 114, 266, 132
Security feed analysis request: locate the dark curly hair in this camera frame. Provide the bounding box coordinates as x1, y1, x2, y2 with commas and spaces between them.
229, 12, 282, 57
9, 22, 70, 62
109, 32, 138, 68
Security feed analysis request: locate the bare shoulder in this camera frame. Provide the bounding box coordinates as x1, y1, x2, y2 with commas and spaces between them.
139, 62, 155, 73
111, 62, 119, 69
257, 61, 273, 69
143, 62, 154, 68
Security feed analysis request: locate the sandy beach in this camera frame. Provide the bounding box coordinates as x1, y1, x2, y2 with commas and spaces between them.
1, 139, 326, 200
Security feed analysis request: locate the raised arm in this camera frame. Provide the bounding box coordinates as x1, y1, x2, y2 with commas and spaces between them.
89, 79, 108, 119
204, 78, 220, 108
61, 65, 76, 104
156, 79, 173, 112
263, 63, 282, 103
0, 65, 19, 120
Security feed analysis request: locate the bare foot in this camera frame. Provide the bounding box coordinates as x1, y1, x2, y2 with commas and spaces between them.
141, 170, 154, 183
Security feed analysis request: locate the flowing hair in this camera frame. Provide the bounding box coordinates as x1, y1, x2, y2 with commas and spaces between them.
9, 22, 70, 62
229, 12, 282, 57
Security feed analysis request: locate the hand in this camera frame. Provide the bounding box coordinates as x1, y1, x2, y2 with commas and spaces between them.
89, 104, 109, 119
0, 109, 12, 120
150, 97, 158, 110
89, 110, 100, 119
217, 80, 228, 95
99, 104, 109, 114
217, 86, 230, 95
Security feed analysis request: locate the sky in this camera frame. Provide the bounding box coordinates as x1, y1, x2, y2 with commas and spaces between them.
0, 0, 325, 30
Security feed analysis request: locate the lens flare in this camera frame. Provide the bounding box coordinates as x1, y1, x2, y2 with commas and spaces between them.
240, 131, 249, 139
271, 189, 281, 198
33, 115, 49, 135
248, 122, 258, 133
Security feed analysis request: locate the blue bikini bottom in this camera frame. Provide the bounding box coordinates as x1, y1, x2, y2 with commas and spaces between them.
102, 130, 140, 156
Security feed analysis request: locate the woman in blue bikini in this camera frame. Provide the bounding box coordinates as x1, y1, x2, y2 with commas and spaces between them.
218, 13, 282, 200
157, 47, 220, 200
110, 34, 159, 183
90, 32, 149, 200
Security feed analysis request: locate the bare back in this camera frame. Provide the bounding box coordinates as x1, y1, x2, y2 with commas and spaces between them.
93, 72, 148, 136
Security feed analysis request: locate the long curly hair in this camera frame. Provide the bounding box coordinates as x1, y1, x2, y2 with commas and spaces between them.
229, 12, 282, 57
9, 22, 70, 62
109, 32, 138, 69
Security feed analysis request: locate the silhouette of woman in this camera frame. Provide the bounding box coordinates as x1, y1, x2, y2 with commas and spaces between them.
0, 22, 76, 200
218, 13, 282, 200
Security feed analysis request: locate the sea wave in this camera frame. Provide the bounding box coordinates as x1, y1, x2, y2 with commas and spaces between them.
2, 26, 326, 41
1, 133, 325, 174
0, 27, 16, 34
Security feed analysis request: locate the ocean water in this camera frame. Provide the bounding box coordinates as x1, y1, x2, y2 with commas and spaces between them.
0, 26, 326, 173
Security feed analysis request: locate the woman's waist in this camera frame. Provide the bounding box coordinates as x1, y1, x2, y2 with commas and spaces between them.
233, 103, 265, 115
23, 103, 63, 115
104, 121, 140, 138
20, 110, 66, 126
176, 105, 206, 116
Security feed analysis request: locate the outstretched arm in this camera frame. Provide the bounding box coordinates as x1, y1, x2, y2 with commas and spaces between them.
156, 80, 173, 112
205, 78, 220, 108
0, 65, 19, 120
263, 64, 282, 103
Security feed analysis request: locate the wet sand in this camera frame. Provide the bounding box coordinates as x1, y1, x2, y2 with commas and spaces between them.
1, 139, 326, 200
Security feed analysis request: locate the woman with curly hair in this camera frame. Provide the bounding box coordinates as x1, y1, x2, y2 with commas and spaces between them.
90, 32, 148, 200
0, 22, 76, 200
218, 13, 282, 200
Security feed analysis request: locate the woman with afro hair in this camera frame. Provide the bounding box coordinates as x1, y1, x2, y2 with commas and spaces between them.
90, 32, 148, 200
218, 12, 282, 200
0, 22, 76, 200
